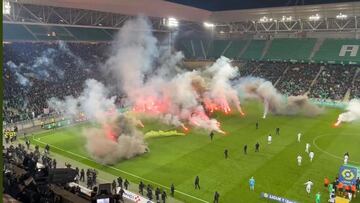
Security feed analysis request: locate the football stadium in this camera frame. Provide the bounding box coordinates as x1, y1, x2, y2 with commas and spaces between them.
2, 0, 360, 203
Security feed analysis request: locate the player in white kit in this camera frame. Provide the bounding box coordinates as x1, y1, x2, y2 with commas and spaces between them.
297, 133, 301, 142
297, 155, 302, 166
305, 143, 310, 153
309, 151, 314, 162
304, 180, 314, 195
344, 154, 349, 165
268, 134, 272, 144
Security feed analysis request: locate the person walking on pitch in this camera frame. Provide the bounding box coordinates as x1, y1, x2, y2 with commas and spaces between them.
297, 155, 302, 166
304, 180, 314, 195
305, 143, 310, 153
297, 133, 302, 142
213, 191, 220, 203
344, 154, 349, 164
255, 142, 260, 152
309, 151, 315, 162
249, 177, 255, 191
195, 176, 200, 189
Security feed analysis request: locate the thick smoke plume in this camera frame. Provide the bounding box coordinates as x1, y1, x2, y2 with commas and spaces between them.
236, 77, 322, 118
335, 99, 360, 126
104, 17, 243, 133
48, 79, 147, 165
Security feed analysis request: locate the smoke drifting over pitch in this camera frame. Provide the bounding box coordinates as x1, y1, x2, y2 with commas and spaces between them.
335, 99, 360, 126
104, 17, 243, 133
48, 16, 323, 164
236, 77, 323, 118
48, 79, 147, 165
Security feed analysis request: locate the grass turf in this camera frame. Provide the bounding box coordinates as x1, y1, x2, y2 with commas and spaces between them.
29, 101, 360, 203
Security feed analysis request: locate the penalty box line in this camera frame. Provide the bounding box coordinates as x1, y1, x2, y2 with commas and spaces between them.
33, 138, 209, 203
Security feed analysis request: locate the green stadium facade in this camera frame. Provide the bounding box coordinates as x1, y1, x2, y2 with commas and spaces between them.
3, 23, 360, 65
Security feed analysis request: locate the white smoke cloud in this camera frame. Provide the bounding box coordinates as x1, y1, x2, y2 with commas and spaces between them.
236, 77, 322, 118
102, 17, 233, 133
335, 99, 360, 126
48, 79, 147, 164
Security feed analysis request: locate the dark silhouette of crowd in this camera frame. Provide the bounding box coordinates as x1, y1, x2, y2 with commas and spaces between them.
239, 61, 359, 100
3, 42, 108, 124
3, 42, 360, 126
309, 64, 358, 100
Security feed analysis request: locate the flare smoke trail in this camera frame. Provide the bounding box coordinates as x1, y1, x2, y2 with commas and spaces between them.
335, 99, 360, 126
48, 79, 147, 164
236, 77, 322, 118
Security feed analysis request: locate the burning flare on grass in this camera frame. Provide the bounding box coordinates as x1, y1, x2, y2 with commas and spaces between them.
334, 99, 360, 127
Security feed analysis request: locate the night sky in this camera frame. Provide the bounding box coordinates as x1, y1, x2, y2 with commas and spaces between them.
167, 0, 359, 11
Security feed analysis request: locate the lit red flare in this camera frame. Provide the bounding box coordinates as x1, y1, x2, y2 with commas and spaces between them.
103, 124, 117, 142
333, 120, 341, 127
137, 120, 145, 128
181, 124, 189, 132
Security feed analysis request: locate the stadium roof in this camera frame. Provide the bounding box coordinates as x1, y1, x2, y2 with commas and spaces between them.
16, 0, 360, 23
166, 0, 360, 11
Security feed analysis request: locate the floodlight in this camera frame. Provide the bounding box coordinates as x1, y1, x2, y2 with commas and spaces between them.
167, 17, 179, 28
309, 14, 320, 21
281, 16, 293, 22
259, 16, 273, 23
3, 0, 11, 15
336, 13, 347, 20
203, 22, 215, 28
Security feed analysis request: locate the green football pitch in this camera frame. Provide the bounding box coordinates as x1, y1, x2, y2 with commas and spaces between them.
30, 101, 360, 203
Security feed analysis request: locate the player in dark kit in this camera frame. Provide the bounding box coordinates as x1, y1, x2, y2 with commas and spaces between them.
214, 191, 220, 203
276, 127, 280, 135
244, 144, 248, 154
209, 131, 214, 140
195, 176, 200, 189
256, 121, 259, 129
224, 149, 228, 159
255, 142, 260, 152
170, 184, 175, 196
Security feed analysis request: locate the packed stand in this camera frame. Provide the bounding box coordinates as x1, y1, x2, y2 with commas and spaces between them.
309, 65, 357, 100
251, 61, 286, 84
236, 61, 258, 77
4, 41, 360, 126
3, 42, 109, 123
350, 72, 360, 99
277, 63, 321, 96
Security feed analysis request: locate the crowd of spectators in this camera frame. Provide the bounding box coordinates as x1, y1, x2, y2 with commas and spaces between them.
3, 42, 360, 126
3, 142, 58, 202
250, 61, 286, 84
3, 138, 172, 203
238, 61, 359, 100
309, 65, 357, 100
3, 42, 109, 124
277, 63, 321, 96
350, 72, 360, 99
